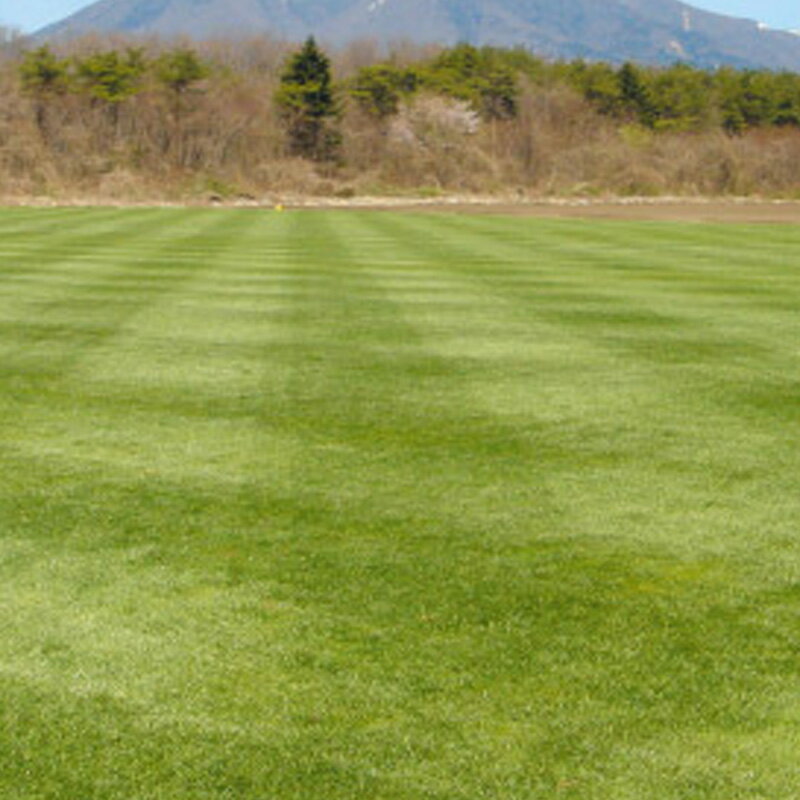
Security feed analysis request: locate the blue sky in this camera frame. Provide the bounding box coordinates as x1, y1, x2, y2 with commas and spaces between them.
692, 1, 798, 29
1, 0, 798, 33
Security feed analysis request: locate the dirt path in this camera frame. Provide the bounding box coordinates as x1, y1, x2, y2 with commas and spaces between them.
4, 195, 800, 223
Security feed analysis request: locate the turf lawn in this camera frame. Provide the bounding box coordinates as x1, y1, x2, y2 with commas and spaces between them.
0, 207, 798, 798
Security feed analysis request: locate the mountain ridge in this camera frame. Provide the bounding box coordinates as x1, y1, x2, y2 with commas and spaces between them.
37, 0, 800, 70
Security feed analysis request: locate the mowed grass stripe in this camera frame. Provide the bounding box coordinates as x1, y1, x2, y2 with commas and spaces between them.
223, 211, 800, 792
54, 211, 303, 487
0, 209, 481, 799
358, 213, 800, 557
0, 211, 247, 388
243, 212, 561, 540
0, 210, 200, 331
369, 212, 800, 399
0, 212, 333, 797
0, 208, 799, 798
0, 208, 165, 270
1, 211, 291, 483
0, 211, 288, 541
0, 207, 127, 240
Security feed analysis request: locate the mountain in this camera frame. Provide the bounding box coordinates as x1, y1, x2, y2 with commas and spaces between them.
38, 0, 800, 70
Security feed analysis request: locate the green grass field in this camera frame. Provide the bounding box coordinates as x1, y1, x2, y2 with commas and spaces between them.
1, 207, 799, 798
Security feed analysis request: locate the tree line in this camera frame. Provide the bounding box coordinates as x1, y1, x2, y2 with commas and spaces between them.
2, 34, 800, 199
18, 39, 800, 152
350, 44, 800, 133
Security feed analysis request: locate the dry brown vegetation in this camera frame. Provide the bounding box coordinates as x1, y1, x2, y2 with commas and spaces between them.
1, 33, 800, 202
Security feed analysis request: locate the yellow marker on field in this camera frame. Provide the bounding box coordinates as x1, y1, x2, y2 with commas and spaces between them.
275, 203, 284, 213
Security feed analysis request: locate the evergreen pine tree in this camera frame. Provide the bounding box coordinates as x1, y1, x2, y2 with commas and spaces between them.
275, 37, 339, 161
617, 62, 656, 127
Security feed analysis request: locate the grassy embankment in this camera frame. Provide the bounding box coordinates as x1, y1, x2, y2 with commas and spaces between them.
0, 208, 799, 798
